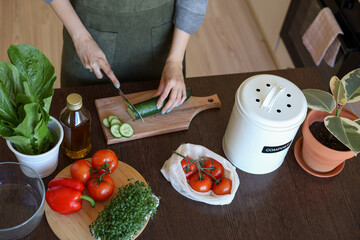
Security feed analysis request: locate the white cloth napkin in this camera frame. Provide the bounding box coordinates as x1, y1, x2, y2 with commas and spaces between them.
161, 143, 240, 205
302, 7, 343, 67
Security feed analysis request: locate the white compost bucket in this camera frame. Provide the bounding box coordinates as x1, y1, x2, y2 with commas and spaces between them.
222, 74, 307, 174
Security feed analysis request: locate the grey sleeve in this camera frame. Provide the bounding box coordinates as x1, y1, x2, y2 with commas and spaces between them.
174, 0, 209, 35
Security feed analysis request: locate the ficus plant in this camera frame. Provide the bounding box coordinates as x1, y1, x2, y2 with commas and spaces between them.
302, 68, 360, 155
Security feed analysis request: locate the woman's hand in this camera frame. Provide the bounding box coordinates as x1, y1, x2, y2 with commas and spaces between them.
49, 0, 120, 88
153, 59, 186, 114
154, 27, 190, 114
73, 34, 119, 87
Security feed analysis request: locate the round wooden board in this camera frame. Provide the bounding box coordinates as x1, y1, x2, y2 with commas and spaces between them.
45, 160, 148, 240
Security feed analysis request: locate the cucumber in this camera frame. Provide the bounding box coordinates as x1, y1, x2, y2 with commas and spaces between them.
127, 88, 192, 120
104, 115, 134, 138
107, 115, 120, 123
110, 118, 122, 126
103, 118, 110, 128
110, 124, 122, 138
119, 123, 134, 138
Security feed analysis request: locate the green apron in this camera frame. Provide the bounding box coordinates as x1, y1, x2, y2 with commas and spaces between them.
61, 0, 178, 87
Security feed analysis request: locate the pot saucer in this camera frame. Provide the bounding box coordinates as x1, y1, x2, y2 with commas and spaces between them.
294, 137, 345, 178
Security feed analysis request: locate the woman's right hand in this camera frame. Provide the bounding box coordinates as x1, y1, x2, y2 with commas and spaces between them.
49, 0, 120, 88
73, 34, 120, 88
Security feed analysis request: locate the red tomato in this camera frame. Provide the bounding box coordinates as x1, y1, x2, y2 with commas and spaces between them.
87, 175, 115, 201
212, 177, 232, 195
181, 156, 197, 179
91, 149, 118, 174
203, 158, 224, 181
70, 159, 92, 184
188, 172, 213, 193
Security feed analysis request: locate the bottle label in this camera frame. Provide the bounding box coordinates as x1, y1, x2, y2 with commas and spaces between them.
261, 140, 292, 153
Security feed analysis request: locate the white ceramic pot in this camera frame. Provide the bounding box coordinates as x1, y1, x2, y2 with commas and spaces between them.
6, 116, 64, 178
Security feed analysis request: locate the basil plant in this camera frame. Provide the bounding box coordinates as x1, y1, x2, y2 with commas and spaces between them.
302, 68, 360, 155
0, 44, 56, 155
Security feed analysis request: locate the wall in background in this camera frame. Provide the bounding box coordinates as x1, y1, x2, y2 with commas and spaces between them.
246, 0, 294, 69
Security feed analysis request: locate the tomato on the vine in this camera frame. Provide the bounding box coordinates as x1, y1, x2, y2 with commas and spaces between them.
188, 172, 213, 193
212, 177, 232, 195
202, 158, 224, 181
70, 159, 92, 184
181, 156, 197, 179
91, 149, 118, 174
87, 174, 115, 201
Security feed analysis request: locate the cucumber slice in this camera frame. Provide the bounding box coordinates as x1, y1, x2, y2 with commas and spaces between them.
127, 88, 192, 120
110, 124, 122, 138
102, 117, 110, 128
110, 118, 122, 126
119, 123, 134, 138
108, 115, 120, 123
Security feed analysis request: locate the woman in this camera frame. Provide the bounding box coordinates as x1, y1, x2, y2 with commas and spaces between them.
46, 0, 208, 113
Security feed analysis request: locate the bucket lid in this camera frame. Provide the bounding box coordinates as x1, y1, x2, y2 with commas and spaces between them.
236, 74, 307, 130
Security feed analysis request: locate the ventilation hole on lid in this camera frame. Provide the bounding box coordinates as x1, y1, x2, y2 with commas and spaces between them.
287, 94, 291, 97
277, 109, 281, 113
266, 83, 270, 87
256, 99, 260, 102
287, 104, 291, 107
256, 89, 260, 92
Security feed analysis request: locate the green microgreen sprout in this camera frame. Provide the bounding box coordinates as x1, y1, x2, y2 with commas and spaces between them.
89, 179, 159, 240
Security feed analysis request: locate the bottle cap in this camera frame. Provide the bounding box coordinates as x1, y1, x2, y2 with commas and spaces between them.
67, 93, 83, 111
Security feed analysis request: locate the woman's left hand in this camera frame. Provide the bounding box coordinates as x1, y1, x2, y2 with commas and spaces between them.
153, 59, 187, 114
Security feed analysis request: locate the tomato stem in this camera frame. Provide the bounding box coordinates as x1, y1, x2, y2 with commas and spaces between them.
173, 151, 217, 180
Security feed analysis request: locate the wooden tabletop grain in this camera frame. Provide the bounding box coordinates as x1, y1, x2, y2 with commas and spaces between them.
2, 67, 360, 240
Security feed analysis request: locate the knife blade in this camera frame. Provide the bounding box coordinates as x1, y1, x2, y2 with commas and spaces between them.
118, 88, 144, 122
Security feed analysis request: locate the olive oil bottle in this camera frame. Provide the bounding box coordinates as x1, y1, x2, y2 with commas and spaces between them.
60, 93, 92, 159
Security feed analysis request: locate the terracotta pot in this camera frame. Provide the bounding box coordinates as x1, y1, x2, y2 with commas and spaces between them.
301, 108, 357, 173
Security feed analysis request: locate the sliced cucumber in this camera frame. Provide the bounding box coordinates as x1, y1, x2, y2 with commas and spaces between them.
110, 124, 122, 138
103, 117, 110, 128
110, 118, 122, 126
119, 123, 134, 138
127, 88, 192, 120
107, 115, 120, 123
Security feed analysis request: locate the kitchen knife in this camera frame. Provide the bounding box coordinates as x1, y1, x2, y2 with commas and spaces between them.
118, 88, 145, 122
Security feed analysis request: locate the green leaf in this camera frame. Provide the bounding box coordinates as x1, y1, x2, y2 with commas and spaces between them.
0, 80, 19, 125
0, 121, 14, 137
330, 76, 347, 106
341, 68, 360, 103
33, 118, 54, 155
8, 44, 56, 115
324, 116, 360, 155
4, 135, 33, 154
0, 62, 24, 105
14, 103, 41, 138
355, 119, 360, 125
302, 89, 336, 113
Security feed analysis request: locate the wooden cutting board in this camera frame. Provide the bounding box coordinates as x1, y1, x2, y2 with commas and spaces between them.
95, 90, 221, 145
45, 160, 148, 240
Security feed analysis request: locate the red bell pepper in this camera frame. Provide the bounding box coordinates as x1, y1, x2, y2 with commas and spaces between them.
48, 177, 85, 192
45, 177, 95, 215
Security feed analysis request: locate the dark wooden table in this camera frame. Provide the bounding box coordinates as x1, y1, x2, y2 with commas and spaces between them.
2, 67, 360, 240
